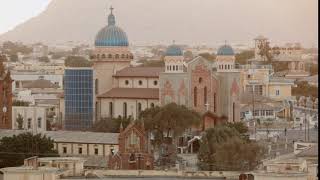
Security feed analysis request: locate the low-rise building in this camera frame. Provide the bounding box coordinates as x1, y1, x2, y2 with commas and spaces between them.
12, 106, 47, 133
0, 130, 119, 158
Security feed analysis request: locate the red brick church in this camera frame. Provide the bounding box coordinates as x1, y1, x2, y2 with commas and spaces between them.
0, 60, 12, 129
108, 120, 154, 170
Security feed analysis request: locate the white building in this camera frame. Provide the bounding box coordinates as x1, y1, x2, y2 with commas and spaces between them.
12, 106, 47, 133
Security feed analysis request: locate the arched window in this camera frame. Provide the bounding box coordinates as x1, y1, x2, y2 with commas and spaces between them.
108, 54, 112, 58
214, 93, 217, 112
153, 80, 158, 86
123, 102, 127, 118
150, 103, 155, 108
225, 64, 227, 69
109, 102, 113, 118
115, 54, 119, 59
126, 54, 129, 58
233, 102, 235, 122
228, 64, 230, 69
176, 65, 178, 71
101, 54, 106, 58
173, 66, 175, 71
121, 54, 125, 58
138, 80, 143, 86
38, 118, 42, 128
204, 86, 207, 104
194, 87, 198, 107
137, 103, 142, 116
125, 80, 129, 85
95, 79, 99, 94
199, 77, 202, 83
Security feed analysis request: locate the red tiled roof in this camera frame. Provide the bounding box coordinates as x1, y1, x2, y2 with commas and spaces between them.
113, 67, 164, 78
97, 88, 159, 99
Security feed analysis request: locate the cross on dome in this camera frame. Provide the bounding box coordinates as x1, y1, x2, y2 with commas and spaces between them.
110, 6, 114, 14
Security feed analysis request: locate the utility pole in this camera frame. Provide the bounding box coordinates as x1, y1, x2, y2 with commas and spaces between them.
304, 112, 307, 142
251, 86, 256, 139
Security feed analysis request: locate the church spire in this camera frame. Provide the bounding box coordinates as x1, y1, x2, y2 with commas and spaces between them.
108, 6, 116, 26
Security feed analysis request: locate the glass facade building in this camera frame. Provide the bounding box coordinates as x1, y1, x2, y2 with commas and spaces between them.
64, 68, 94, 130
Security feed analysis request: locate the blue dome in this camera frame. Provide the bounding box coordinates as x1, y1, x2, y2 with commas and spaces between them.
94, 7, 129, 47
165, 44, 183, 56
217, 45, 234, 56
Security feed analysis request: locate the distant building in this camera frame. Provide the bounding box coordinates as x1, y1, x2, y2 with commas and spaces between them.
160, 44, 241, 122
0, 60, 12, 129
12, 106, 47, 133
0, 129, 119, 158
32, 44, 49, 58
64, 67, 94, 130
108, 120, 154, 170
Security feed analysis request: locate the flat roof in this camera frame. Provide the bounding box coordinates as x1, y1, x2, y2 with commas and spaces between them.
0, 130, 119, 145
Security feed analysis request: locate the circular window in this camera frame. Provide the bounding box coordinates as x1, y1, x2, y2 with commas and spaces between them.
153, 81, 158, 86
125, 80, 129, 85
199, 77, 202, 83
139, 80, 143, 85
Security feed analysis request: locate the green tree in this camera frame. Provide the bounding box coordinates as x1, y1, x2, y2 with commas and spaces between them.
235, 50, 254, 65
65, 56, 92, 67
293, 81, 318, 98
38, 56, 50, 63
16, 114, 24, 130
90, 116, 131, 133
225, 121, 248, 134
9, 53, 18, 62
199, 53, 216, 61
0, 132, 58, 168
198, 125, 265, 171
183, 50, 193, 60
138, 59, 165, 67
139, 103, 201, 145
12, 100, 30, 106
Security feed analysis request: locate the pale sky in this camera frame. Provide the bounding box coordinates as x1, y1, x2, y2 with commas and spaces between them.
0, 0, 318, 47
0, 0, 51, 34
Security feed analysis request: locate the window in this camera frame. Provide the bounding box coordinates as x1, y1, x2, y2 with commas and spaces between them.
101, 54, 106, 58
121, 54, 125, 58
253, 110, 259, 116
27, 118, 32, 129
78, 147, 82, 154
276, 90, 280, 96
266, 110, 274, 116
247, 74, 251, 79
108, 54, 112, 58
94, 148, 99, 155
97, 54, 100, 59
37, 117, 42, 128
228, 64, 230, 69
115, 54, 119, 59
214, 93, 217, 112
95, 79, 99, 94
138, 80, 143, 86
199, 77, 202, 83
176, 65, 178, 71
125, 80, 129, 85
153, 80, 158, 86
63, 147, 67, 154
123, 102, 127, 118
204, 86, 207, 104
126, 130, 140, 149
109, 102, 113, 118
260, 110, 266, 116
194, 87, 198, 107
173, 66, 175, 71
137, 103, 142, 115
150, 103, 155, 108
15, 81, 19, 88
233, 102, 235, 122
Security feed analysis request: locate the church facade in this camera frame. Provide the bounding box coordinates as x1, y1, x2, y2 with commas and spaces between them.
108, 121, 154, 170
159, 44, 241, 123
91, 7, 241, 125
0, 60, 13, 129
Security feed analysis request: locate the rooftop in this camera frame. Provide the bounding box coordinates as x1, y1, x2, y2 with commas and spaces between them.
23, 79, 60, 89
98, 88, 159, 99
113, 67, 164, 78
0, 129, 119, 145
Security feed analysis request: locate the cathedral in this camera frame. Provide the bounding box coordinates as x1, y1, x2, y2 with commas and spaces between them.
0, 60, 12, 129
92, 7, 241, 124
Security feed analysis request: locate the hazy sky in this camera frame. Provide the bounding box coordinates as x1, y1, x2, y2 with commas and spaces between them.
0, 0, 318, 47
0, 0, 51, 34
